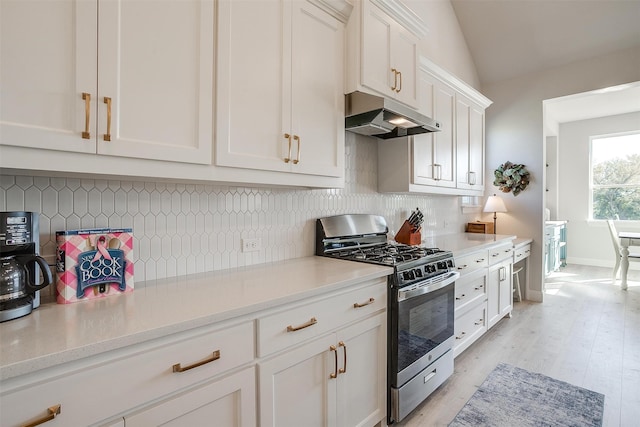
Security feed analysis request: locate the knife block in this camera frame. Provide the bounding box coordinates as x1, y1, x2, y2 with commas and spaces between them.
394, 220, 422, 246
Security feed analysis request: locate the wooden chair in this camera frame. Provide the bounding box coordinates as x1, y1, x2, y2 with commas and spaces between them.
606, 220, 640, 284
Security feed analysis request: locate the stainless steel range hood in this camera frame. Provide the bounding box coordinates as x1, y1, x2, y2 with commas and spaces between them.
345, 91, 440, 139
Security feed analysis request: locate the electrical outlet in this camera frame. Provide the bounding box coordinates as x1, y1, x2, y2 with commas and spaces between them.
242, 238, 261, 252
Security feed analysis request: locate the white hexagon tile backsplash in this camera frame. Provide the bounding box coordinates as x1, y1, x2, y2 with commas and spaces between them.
0, 135, 470, 298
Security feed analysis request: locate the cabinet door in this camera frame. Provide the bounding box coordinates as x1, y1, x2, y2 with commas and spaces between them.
216, 0, 289, 173
413, 73, 455, 188
289, 1, 344, 177
336, 313, 386, 427
390, 25, 419, 108
456, 94, 485, 191
125, 367, 256, 427
0, 0, 97, 154
259, 334, 338, 427
488, 260, 512, 328
361, 0, 418, 109
361, 1, 395, 100
97, 0, 213, 164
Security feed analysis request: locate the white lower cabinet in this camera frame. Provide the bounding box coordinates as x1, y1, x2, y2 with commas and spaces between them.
487, 258, 513, 329
453, 241, 514, 357
125, 367, 256, 427
258, 312, 386, 427
0, 320, 255, 427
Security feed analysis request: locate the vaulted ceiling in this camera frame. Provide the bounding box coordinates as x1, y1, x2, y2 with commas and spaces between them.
450, 0, 640, 87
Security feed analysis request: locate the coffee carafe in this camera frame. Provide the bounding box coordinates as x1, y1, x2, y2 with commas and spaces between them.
0, 212, 53, 322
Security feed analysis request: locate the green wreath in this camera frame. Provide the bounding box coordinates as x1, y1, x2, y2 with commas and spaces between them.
493, 161, 530, 196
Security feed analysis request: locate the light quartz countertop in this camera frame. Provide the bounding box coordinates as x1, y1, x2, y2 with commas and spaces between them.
0, 256, 392, 381
422, 233, 517, 257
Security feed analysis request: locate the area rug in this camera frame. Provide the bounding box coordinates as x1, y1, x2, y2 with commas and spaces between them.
449, 363, 604, 427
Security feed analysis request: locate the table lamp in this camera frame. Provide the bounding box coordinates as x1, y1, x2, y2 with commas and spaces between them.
483, 194, 507, 234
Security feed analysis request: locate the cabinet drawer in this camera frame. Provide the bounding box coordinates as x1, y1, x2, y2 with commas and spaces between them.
257, 279, 387, 357
0, 321, 254, 427
514, 244, 531, 262
455, 250, 488, 275
454, 301, 487, 357
489, 243, 513, 264
455, 268, 487, 312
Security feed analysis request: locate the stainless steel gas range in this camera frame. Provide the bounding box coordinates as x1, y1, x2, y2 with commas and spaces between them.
316, 214, 459, 424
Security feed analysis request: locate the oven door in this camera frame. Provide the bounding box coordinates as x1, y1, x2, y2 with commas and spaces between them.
390, 271, 459, 387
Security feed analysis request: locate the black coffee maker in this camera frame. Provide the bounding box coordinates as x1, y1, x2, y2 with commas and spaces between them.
0, 211, 53, 322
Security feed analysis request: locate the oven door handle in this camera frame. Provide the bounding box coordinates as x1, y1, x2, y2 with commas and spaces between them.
397, 271, 460, 302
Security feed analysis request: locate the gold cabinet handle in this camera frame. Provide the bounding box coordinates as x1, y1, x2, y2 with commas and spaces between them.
329, 344, 338, 379
474, 319, 484, 326
476, 258, 485, 263
172, 350, 220, 373
455, 294, 466, 300
284, 133, 292, 163
82, 92, 91, 139
474, 284, 484, 290
457, 264, 468, 270
391, 68, 398, 91
455, 331, 466, 340
469, 171, 476, 185
353, 297, 375, 308
338, 341, 347, 374
21, 404, 61, 427
103, 97, 112, 141
286, 317, 317, 332
396, 70, 402, 93
293, 135, 300, 164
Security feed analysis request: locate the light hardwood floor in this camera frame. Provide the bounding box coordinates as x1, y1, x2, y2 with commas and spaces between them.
397, 264, 640, 427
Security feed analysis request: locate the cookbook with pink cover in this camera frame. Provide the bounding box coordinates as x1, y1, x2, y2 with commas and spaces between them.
55, 228, 134, 304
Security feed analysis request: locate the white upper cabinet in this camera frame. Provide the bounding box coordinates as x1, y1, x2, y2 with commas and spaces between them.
377, 59, 492, 195
456, 93, 486, 193
412, 70, 456, 188
0, 0, 97, 155
0, 0, 214, 164
216, 0, 346, 178
347, 0, 426, 109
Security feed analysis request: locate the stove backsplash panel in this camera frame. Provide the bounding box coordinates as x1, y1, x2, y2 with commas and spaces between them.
0, 134, 475, 299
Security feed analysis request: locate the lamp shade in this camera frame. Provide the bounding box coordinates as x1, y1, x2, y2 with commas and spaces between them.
483, 194, 507, 213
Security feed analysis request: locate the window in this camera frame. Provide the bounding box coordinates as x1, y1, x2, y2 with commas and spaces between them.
590, 131, 640, 220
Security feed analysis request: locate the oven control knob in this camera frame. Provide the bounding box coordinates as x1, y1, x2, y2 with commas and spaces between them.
414, 268, 423, 278
426, 264, 436, 273
437, 261, 447, 270
403, 271, 415, 281
447, 260, 454, 268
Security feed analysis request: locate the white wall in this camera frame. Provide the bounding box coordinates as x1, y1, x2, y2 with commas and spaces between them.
406, 0, 480, 89
558, 112, 640, 267
482, 46, 640, 301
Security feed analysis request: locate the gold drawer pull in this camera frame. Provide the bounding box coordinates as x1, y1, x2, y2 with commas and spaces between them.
455, 332, 466, 340
286, 317, 317, 332
476, 258, 485, 263
391, 68, 398, 91
172, 350, 220, 373
293, 134, 301, 164
338, 341, 347, 374
474, 319, 484, 325
354, 297, 375, 308
455, 294, 466, 300
82, 92, 91, 139
457, 264, 468, 270
22, 404, 61, 427
330, 344, 338, 379
397, 69, 402, 93
103, 96, 112, 141
284, 133, 292, 163
474, 284, 484, 290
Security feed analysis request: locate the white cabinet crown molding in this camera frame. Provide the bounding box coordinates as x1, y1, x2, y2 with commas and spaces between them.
369, 0, 428, 37
419, 56, 492, 109
309, 0, 354, 23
